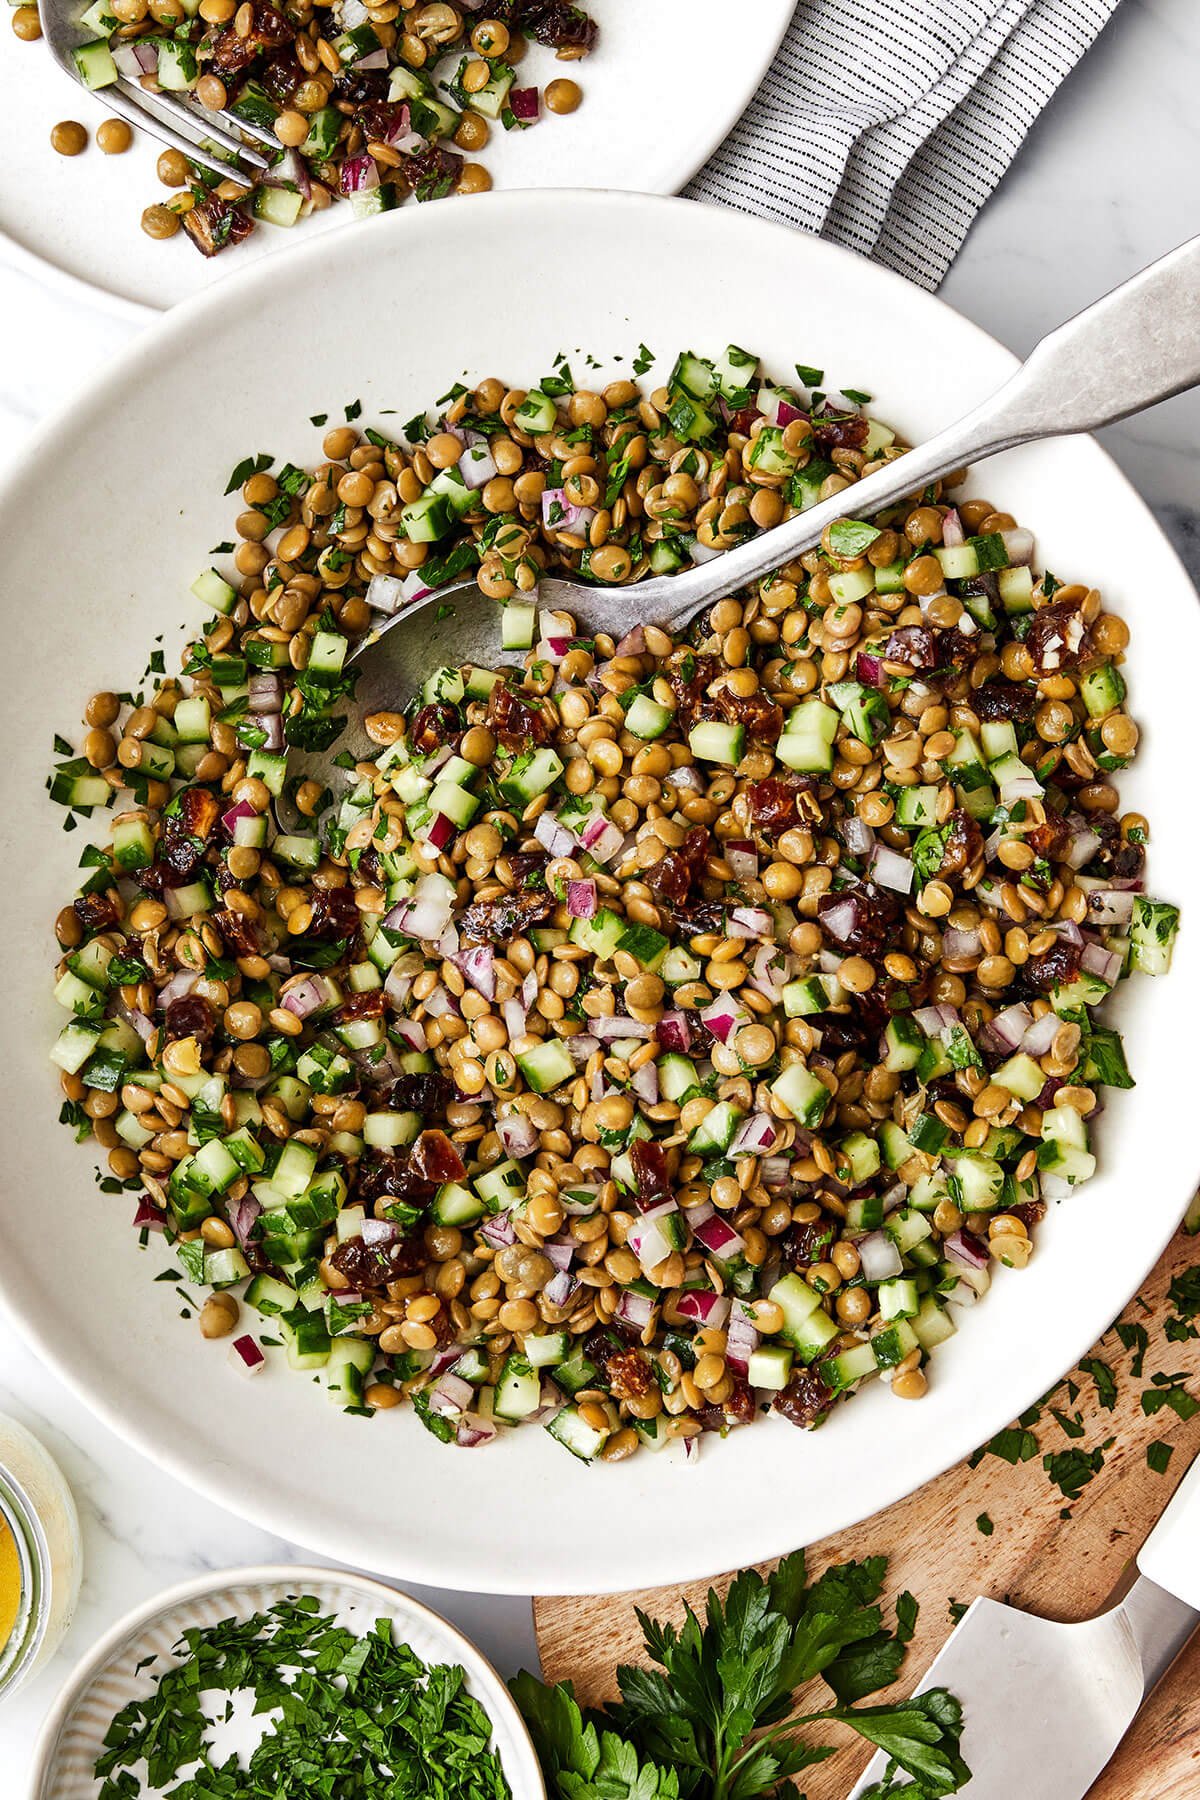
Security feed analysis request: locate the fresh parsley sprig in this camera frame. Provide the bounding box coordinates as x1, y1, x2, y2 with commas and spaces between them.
513, 1554, 969, 1800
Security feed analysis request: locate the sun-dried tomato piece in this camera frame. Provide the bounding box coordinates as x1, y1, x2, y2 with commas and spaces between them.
938, 809, 983, 878
606, 1348, 655, 1400
182, 195, 253, 258
210, 1, 293, 72
645, 824, 710, 905
972, 680, 1038, 724
810, 409, 868, 453
400, 143, 464, 203
696, 1373, 755, 1429
717, 686, 783, 742
164, 994, 214, 1042
391, 1071, 450, 1117
308, 885, 360, 940
665, 650, 720, 727
773, 1365, 834, 1429
744, 774, 810, 834
1024, 936, 1082, 992
212, 908, 259, 957
885, 624, 938, 669
73, 892, 119, 935
330, 1231, 425, 1290
782, 1218, 835, 1269
817, 883, 900, 957
409, 703, 461, 756
459, 889, 555, 943
629, 1139, 671, 1211
487, 682, 549, 747
1025, 600, 1092, 675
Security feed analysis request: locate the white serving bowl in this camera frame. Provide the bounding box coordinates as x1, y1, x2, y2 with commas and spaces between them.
0, 191, 1196, 1595
29, 1566, 544, 1799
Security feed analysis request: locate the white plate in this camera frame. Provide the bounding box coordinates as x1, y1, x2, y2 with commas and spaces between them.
29, 1565, 544, 1798
0, 0, 792, 316
0, 192, 1196, 1597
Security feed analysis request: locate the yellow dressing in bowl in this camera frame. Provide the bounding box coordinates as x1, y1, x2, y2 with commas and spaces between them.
0, 1513, 19, 1653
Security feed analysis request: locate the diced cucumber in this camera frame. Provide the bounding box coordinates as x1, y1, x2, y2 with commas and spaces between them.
776, 698, 839, 774
998, 565, 1035, 613
499, 747, 563, 804
302, 104, 342, 159
73, 37, 118, 87
500, 604, 537, 650
50, 1019, 103, 1074
712, 342, 757, 400
494, 1353, 542, 1421
245, 1273, 298, 1317
944, 726, 988, 791
912, 1296, 956, 1352
878, 1120, 915, 1171
280, 1306, 331, 1371
272, 1139, 318, 1198
686, 1100, 745, 1157
525, 1332, 569, 1369
55, 970, 104, 1016
688, 720, 744, 765
893, 785, 938, 828
947, 1150, 1004, 1210
1130, 897, 1179, 976
516, 1039, 574, 1094
877, 1276, 919, 1321
821, 1341, 878, 1393
871, 1318, 920, 1369
325, 1337, 375, 1406
569, 908, 626, 962
670, 351, 717, 401
474, 1160, 525, 1208
836, 1131, 880, 1187
827, 566, 875, 606
433, 1180, 485, 1226
513, 389, 557, 435
657, 1053, 698, 1102
770, 1063, 830, 1127
981, 719, 1019, 763
883, 1014, 924, 1071
747, 1344, 793, 1391
616, 923, 668, 972
992, 1053, 1045, 1102
254, 185, 303, 228
625, 694, 674, 740
546, 1404, 608, 1461
400, 491, 453, 542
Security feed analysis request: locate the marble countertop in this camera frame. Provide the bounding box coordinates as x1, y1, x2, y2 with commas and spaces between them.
1, 0, 1196, 1786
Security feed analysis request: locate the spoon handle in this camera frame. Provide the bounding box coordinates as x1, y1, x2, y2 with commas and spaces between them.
638, 232, 1200, 633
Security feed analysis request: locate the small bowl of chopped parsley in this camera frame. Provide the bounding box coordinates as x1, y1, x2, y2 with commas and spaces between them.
30, 1565, 543, 1800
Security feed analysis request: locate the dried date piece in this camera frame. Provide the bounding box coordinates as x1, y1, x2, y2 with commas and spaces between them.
459, 889, 556, 942
1025, 599, 1092, 674
487, 682, 550, 747
773, 1365, 834, 1429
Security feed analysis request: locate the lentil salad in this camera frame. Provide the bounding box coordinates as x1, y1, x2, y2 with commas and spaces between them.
48, 344, 1180, 1463
33, 1, 594, 252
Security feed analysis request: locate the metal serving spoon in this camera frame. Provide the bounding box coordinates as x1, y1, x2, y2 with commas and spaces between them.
284, 233, 1200, 818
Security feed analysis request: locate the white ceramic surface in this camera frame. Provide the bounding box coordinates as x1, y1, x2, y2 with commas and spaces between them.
0, 0, 792, 315
0, 189, 1197, 1598
30, 1565, 545, 1799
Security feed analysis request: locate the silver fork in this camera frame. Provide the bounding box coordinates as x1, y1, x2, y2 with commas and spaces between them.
40, 0, 281, 184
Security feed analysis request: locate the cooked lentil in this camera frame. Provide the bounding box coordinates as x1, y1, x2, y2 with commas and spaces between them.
47, 345, 1180, 1462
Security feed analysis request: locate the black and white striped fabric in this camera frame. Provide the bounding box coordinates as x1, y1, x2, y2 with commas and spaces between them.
685, 0, 1122, 289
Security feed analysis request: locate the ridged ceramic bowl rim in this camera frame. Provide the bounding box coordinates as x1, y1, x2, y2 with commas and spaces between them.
0, 191, 1197, 1596
28, 1563, 546, 1800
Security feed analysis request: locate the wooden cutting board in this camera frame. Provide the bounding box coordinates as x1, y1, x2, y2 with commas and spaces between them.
535, 1228, 1200, 1799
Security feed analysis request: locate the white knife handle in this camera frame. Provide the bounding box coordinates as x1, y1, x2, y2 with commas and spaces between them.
1137, 1452, 1200, 1608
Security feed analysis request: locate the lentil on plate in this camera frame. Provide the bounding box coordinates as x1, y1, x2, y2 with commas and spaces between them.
34, 0, 595, 253
48, 345, 1180, 1461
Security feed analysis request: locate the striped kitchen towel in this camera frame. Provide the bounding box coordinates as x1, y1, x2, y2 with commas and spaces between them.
686, 0, 1123, 289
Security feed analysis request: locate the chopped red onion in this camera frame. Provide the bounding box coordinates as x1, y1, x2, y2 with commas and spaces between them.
229, 1334, 266, 1377
480, 1214, 517, 1249
626, 1202, 680, 1272
589, 1014, 655, 1040
537, 609, 575, 664
940, 507, 964, 547
561, 1185, 601, 1216
390, 1017, 426, 1052
566, 879, 597, 919
614, 1288, 656, 1332
387, 871, 456, 943
945, 1227, 990, 1270
986, 1002, 1036, 1052
509, 83, 539, 119
688, 536, 725, 565
352, 44, 389, 68
220, 798, 258, 839
724, 838, 758, 880
456, 1414, 498, 1448
839, 814, 876, 857
730, 1113, 779, 1156
502, 997, 528, 1041
132, 1196, 166, 1232
675, 1289, 730, 1328
1062, 823, 1103, 871
760, 1155, 791, 1188
497, 1110, 540, 1159
422, 984, 459, 1019
228, 1194, 261, 1250
870, 844, 915, 894
1021, 1010, 1062, 1056
856, 650, 885, 688
856, 1231, 903, 1282
1085, 889, 1136, 927
542, 1237, 575, 1272
630, 1061, 659, 1106
542, 1269, 579, 1308
1081, 941, 1121, 986
665, 763, 706, 794
533, 810, 576, 859
451, 944, 496, 1000
281, 975, 328, 1020
727, 905, 773, 940
1000, 527, 1035, 566
541, 487, 596, 538
700, 994, 750, 1043
248, 672, 282, 713
428, 1372, 474, 1417
941, 926, 982, 962
157, 969, 202, 1009
683, 1199, 715, 1228
693, 1214, 745, 1262
384, 965, 413, 1009
820, 898, 860, 943
914, 1003, 960, 1036
615, 625, 646, 656
361, 1218, 398, 1248
565, 1033, 600, 1063
656, 1011, 692, 1053
340, 153, 379, 195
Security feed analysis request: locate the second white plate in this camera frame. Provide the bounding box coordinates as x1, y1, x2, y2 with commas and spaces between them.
0, 0, 792, 315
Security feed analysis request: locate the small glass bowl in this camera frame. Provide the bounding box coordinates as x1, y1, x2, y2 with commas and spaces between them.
0, 1419, 82, 1703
